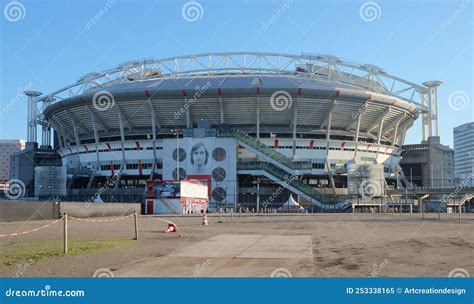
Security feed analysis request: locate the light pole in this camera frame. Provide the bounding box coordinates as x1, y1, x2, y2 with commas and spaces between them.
431, 164, 434, 188
256, 178, 260, 213
171, 129, 181, 180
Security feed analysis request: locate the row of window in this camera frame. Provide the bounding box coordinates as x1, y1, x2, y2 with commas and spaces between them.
312, 163, 325, 169
267, 146, 396, 155
92, 161, 398, 173
70, 146, 163, 155
100, 164, 121, 171
125, 163, 154, 170
65, 145, 397, 157
99, 162, 161, 171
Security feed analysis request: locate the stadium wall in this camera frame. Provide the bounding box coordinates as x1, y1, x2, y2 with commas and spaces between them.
0, 201, 141, 221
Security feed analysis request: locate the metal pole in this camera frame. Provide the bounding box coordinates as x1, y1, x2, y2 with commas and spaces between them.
133, 211, 138, 240
431, 164, 434, 188
176, 131, 180, 180
256, 179, 260, 213
63, 213, 68, 255
458, 202, 461, 223
404, 188, 408, 214
441, 167, 444, 188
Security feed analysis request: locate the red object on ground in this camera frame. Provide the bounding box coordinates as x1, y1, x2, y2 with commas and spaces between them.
166, 223, 177, 233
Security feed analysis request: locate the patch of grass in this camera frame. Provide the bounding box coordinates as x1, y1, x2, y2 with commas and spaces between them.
0, 239, 134, 267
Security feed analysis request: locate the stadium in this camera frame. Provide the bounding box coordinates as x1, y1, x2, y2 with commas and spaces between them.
30, 52, 437, 212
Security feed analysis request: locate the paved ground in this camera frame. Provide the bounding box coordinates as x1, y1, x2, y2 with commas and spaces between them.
0, 213, 473, 277
117, 234, 313, 277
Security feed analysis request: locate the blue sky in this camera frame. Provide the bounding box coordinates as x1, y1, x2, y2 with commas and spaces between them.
0, 0, 472, 147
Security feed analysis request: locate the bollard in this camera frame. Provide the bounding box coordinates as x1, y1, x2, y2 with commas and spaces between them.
63, 213, 68, 255
218, 209, 223, 223
133, 211, 138, 240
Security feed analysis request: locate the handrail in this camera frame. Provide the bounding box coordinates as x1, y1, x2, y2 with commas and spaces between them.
217, 130, 312, 170
238, 161, 340, 205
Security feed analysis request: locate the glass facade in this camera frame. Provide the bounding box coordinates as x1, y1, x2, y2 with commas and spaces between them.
453, 122, 474, 182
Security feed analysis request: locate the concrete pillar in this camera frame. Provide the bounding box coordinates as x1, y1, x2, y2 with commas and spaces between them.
423, 81, 442, 138
24, 91, 42, 143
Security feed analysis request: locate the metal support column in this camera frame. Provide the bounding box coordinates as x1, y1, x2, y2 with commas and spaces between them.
256, 95, 260, 140
292, 95, 298, 159
185, 97, 191, 128
219, 95, 224, 124
147, 99, 158, 180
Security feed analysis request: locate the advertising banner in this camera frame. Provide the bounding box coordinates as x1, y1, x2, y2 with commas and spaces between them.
163, 137, 237, 209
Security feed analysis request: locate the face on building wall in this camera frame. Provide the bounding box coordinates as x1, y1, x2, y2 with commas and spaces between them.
191, 143, 208, 168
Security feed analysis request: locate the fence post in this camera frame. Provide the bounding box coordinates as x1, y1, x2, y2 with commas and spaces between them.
63, 213, 68, 255
133, 211, 138, 240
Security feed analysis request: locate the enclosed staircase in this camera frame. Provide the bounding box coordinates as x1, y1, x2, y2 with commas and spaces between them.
217, 130, 351, 211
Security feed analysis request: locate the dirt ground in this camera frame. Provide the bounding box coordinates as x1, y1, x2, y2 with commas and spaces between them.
0, 213, 472, 277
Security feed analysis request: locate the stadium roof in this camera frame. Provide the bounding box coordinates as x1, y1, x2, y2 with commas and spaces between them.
36, 52, 430, 112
